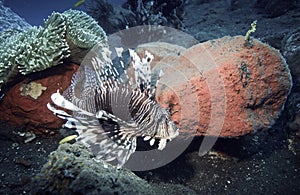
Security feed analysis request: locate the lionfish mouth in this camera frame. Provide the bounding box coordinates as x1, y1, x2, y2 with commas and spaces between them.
48, 47, 179, 168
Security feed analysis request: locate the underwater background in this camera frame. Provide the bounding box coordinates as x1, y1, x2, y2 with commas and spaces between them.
0, 0, 300, 194
3, 0, 125, 25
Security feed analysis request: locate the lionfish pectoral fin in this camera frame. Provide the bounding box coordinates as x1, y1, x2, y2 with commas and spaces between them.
143, 136, 159, 147
85, 128, 137, 168
50, 90, 94, 117
110, 125, 138, 168
95, 110, 139, 132
78, 111, 138, 168
158, 139, 167, 150
149, 138, 156, 146
95, 110, 120, 122
47, 103, 72, 118
115, 136, 137, 169
47, 103, 81, 127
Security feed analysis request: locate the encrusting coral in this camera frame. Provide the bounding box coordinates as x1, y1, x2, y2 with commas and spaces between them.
20, 81, 47, 100
0, 9, 107, 92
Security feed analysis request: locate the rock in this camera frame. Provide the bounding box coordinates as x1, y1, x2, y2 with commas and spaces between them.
15, 157, 32, 167
287, 113, 300, 161
285, 92, 300, 122
0, 63, 79, 134
152, 36, 292, 137
288, 113, 300, 132
255, 0, 297, 18
88, 0, 184, 34
282, 28, 300, 79
86, 0, 131, 34
30, 142, 196, 194
0, 3, 31, 32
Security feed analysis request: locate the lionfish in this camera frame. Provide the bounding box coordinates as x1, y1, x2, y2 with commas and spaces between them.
47, 46, 179, 168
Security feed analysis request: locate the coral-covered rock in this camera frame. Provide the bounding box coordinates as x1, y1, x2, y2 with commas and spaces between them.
31, 142, 196, 194
153, 36, 292, 137
0, 63, 79, 134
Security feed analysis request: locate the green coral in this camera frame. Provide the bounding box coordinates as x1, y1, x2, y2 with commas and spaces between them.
0, 9, 107, 90
0, 30, 25, 85
63, 10, 107, 48
0, 13, 69, 85
17, 13, 70, 75
244, 20, 257, 47
0, 28, 23, 44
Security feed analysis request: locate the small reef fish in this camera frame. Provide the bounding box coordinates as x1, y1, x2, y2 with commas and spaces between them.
59, 135, 78, 144
74, 0, 85, 7
48, 47, 179, 168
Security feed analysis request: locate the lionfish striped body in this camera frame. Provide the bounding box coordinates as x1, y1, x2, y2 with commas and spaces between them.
48, 47, 179, 168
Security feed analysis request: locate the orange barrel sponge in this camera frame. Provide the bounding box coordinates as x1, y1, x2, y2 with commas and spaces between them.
154, 36, 292, 137
0, 64, 79, 134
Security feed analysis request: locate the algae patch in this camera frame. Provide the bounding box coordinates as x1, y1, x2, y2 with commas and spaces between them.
20, 81, 47, 99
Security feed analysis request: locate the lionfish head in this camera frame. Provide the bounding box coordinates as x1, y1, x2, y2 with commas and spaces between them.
157, 109, 179, 140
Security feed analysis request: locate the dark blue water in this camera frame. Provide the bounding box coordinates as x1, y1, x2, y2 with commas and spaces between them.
3, 0, 126, 26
